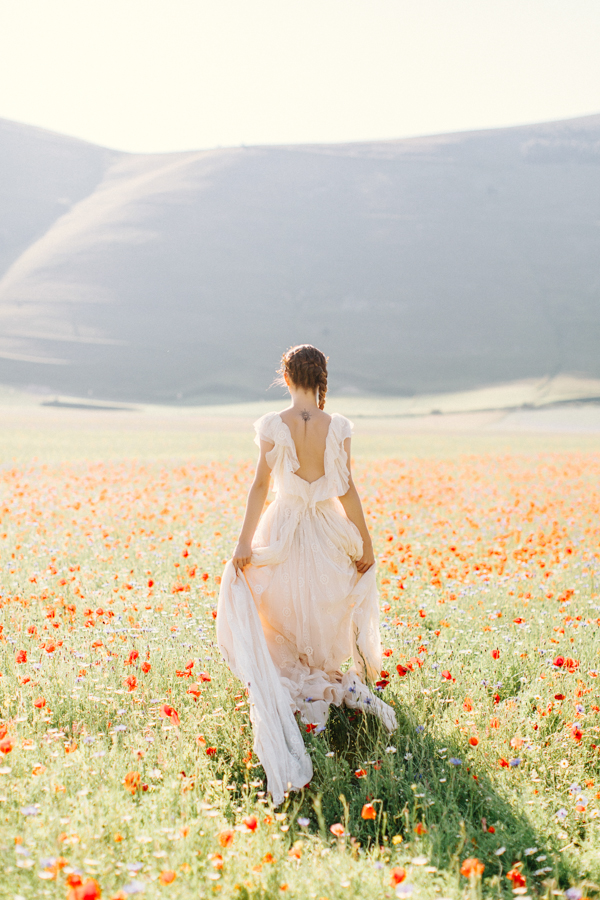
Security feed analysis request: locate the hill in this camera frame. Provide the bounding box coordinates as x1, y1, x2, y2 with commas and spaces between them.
0, 118, 117, 298
0, 114, 599, 403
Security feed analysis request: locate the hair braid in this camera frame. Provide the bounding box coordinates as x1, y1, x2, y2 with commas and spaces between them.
316, 368, 328, 410
277, 344, 328, 409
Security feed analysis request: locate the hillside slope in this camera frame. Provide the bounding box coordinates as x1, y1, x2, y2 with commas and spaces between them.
0, 115, 599, 402
0, 118, 117, 288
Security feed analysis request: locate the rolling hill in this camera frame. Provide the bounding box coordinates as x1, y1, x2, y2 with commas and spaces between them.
0, 113, 599, 403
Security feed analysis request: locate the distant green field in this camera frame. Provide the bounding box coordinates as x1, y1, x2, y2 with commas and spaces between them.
162, 375, 600, 419
0, 378, 599, 465
6, 373, 600, 415
1, 409, 600, 464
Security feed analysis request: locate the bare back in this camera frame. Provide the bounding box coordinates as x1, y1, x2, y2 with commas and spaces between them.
278, 407, 332, 484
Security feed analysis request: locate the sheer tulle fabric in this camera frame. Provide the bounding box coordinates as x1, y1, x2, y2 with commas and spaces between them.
217, 412, 397, 805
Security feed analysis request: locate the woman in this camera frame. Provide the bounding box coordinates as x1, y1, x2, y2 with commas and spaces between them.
217, 344, 396, 805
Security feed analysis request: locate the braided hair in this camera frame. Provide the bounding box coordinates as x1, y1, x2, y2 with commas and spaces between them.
278, 344, 328, 410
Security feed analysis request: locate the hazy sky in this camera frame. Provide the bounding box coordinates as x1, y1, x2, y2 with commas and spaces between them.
1, 0, 599, 153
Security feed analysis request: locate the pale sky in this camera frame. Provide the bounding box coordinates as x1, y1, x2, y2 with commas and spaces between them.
0, 0, 599, 154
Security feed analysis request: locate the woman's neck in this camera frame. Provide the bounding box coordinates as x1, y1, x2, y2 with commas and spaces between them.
287, 388, 319, 410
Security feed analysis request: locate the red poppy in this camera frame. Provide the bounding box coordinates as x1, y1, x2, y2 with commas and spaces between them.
160, 704, 180, 726
507, 868, 526, 888
67, 874, 102, 900
461, 858, 484, 877
123, 771, 141, 794
390, 868, 406, 886
187, 684, 202, 700
219, 829, 234, 847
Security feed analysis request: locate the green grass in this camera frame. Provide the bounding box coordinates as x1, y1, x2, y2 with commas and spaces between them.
0, 428, 599, 899
1, 402, 599, 464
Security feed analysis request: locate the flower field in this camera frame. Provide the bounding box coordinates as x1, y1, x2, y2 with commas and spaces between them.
1, 443, 600, 899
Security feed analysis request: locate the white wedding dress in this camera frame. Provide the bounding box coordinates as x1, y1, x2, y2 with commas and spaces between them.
217, 411, 397, 805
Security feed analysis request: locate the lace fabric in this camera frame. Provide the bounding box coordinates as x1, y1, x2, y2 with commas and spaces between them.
217, 411, 397, 805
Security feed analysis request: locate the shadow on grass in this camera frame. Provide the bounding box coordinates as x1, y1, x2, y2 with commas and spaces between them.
213, 690, 585, 893
288, 699, 565, 891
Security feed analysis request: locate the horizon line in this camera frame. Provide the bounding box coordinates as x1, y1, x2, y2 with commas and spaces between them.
2, 107, 600, 157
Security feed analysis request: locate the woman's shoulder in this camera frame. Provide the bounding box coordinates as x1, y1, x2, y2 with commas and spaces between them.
253, 410, 284, 445
329, 412, 354, 440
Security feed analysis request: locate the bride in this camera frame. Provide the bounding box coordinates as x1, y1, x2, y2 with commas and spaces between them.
217, 344, 397, 805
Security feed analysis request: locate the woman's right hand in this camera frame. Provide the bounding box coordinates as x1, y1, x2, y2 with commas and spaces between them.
232, 541, 252, 576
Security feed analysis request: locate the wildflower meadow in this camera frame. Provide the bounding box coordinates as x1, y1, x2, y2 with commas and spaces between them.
1, 429, 600, 899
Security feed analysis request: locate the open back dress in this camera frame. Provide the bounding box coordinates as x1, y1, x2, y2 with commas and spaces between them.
217, 411, 397, 805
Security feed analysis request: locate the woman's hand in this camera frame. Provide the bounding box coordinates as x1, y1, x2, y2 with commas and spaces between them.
355, 542, 375, 574
232, 541, 252, 576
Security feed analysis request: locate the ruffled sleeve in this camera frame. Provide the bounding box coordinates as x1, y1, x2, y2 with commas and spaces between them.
253, 412, 300, 490
335, 414, 353, 443
324, 413, 354, 497
253, 411, 279, 448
